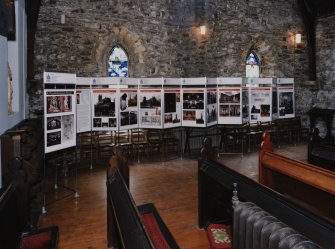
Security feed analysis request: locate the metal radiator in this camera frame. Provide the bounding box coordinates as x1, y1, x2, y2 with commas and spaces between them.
233, 202, 322, 249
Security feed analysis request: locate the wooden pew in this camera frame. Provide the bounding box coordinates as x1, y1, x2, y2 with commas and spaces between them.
198, 137, 335, 248
107, 147, 179, 249
259, 132, 335, 223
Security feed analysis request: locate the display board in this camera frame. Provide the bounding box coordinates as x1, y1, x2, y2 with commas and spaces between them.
218, 88, 242, 125
44, 89, 76, 153
249, 87, 272, 123
163, 89, 181, 128
275, 78, 295, 119
242, 88, 249, 123
76, 77, 91, 133
206, 88, 218, 126
277, 87, 295, 118
139, 89, 163, 129
119, 88, 139, 130
182, 89, 206, 127
91, 89, 118, 131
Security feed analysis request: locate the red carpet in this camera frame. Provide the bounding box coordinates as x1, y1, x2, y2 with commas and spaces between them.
19, 231, 52, 249
141, 212, 171, 249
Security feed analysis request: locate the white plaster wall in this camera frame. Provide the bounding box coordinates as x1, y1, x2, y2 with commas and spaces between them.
0, 0, 27, 188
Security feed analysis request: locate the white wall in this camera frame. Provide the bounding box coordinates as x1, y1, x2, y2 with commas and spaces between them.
0, 0, 27, 188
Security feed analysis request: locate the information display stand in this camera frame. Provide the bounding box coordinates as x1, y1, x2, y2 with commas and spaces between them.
44, 72, 77, 153
181, 78, 207, 128
163, 78, 182, 128
138, 78, 164, 129
244, 78, 273, 123
216, 77, 243, 125
43, 71, 79, 213
76, 77, 92, 133
274, 78, 295, 119
119, 77, 139, 130
91, 77, 120, 131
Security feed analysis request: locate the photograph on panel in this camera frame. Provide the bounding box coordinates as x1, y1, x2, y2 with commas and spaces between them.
47, 116, 61, 130
93, 118, 102, 127
207, 91, 217, 104
207, 104, 217, 123
140, 92, 161, 109
196, 110, 205, 124
62, 114, 75, 141
60, 95, 72, 112
220, 91, 240, 104
279, 92, 294, 116
183, 110, 196, 121
47, 96, 61, 114
183, 93, 204, 109
47, 131, 61, 147
93, 93, 116, 117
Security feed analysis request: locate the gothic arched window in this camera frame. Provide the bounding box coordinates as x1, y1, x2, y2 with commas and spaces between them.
245, 52, 260, 78
108, 46, 129, 77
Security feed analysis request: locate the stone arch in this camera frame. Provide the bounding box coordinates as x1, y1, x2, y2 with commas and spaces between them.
94, 26, 147, 77
241, 38, 278, 77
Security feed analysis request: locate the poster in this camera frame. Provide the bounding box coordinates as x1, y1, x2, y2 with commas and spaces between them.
249, 87, 272, 123
278, 87, 295, 118
182, 89, 206, 127
44, 90, 76, 153
163, 89, 181, 128
218, 88, 242, 125
91, 89, 118, 131
119, 89, 138, 130
206, 88, 218, 126
76, 89, 91, 133
139, 89, 163, 129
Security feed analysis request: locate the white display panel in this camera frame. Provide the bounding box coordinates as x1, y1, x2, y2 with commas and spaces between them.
44, 89, 76, 153
218, 88, 242, 125
76, 89, 91, 133
206, 88, 218, 126
139, 89, 163, 129
91, 89, 118, 131
119, 89, 139, 130
278, 87, 295, 119
182, 89, 206, 127
249, 87, 272, 123
163, 89, 181, 128
44, 72, 76, 84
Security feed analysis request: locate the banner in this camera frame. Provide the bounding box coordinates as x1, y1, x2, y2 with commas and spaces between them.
139, 89, 163, 129
182, 89, 206, 127
249, 87, 272, 123
218, 88, 242, 125
119, 89, 139, 130
163, 89, 181, 128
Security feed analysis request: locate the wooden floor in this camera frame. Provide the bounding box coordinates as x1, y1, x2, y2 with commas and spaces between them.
38, 143, 308, 249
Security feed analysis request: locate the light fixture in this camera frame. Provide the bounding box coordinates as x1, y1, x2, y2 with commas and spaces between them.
295, 33, 301, 44
60, 14, 66, 24
200, 25, 206, 35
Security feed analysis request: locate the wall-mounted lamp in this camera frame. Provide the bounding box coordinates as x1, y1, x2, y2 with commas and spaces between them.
60, 14, 66, 24
295, 33, 301, 44
200, 25, 206, 35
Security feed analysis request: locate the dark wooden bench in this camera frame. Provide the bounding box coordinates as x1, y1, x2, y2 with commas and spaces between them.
0, 184, 58, 249
307, 128, 335, 172
107, 147, 179, 249
198, 136, 335, 248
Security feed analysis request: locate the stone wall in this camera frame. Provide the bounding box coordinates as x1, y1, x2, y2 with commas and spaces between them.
30, 0, 309, 118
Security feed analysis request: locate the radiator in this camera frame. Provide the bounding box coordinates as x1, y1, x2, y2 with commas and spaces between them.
233, 202, 322, 249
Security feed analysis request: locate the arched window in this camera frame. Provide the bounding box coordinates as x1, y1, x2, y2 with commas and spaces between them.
245, 52, 260, 78
108, 46, 129, 77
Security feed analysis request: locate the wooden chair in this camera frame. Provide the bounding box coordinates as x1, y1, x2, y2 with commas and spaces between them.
147, 129, 164, 159
162, 128, 180, 159
97, 132, 114, 161
79, 132, 97, 163
115, 130, 133, 159
131, 129, 149, 161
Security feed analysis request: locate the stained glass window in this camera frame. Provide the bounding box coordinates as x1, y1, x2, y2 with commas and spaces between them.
245, 52, 260, 78
108, 46, 129, 77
